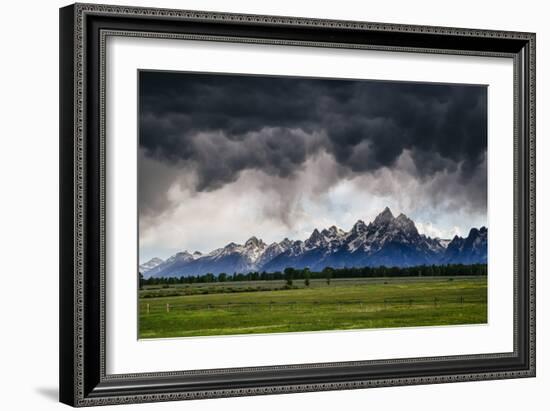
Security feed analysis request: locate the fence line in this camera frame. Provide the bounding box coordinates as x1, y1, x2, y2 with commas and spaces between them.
141, 296, 487, 313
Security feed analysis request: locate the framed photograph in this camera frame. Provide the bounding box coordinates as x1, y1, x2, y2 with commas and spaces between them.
59, 3, 536, 407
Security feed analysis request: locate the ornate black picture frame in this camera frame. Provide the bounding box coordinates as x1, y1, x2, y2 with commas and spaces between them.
59, 3, 535, 407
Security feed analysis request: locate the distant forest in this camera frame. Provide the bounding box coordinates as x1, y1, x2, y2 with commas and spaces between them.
140, 263, 487, 287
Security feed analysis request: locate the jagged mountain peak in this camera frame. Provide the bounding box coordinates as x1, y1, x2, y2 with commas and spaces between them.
164, 250, 196, 266
139, 257, 164, 274
351, 219, 367, 234
245, 236, 265, 248
373, 207, 395, 225
308, 228, 323, 240
396, 212, 409, 221
442, 225, 487, 264
394, 213, 413, 226
394, 212, 418, 234
171, 250, 195, 262
467, 226, 488, 238
279, 237, 292, 248
322, 225, 345, 238
305, 228, 325, 248
144, 207, 488, 278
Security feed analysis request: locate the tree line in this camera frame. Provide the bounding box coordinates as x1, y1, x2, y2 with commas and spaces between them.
140, 263, 487, 288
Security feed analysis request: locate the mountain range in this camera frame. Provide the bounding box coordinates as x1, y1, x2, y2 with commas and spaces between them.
140, 207, 487, 278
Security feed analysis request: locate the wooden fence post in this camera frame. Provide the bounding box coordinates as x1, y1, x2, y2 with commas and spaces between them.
166, 303, 170, 313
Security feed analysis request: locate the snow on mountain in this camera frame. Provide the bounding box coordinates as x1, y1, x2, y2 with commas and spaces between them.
141, 250, 199, 278
167, 251, 195, 263
305, 229, 327, 249
243, 236, 267, 261
145, 208, 488, 278
139, 257, 164, 274
256, 239, 292, 267
346, 220, 368, 252
436, 238, 452, 249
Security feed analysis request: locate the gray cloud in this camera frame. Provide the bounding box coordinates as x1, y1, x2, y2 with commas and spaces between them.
138, 71, 487, 228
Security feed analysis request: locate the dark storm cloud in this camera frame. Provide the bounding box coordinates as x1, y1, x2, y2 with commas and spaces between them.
139, 71, 487, 215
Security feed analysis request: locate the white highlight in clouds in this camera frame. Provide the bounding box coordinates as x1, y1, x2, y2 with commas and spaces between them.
139, 150, 486, 263
416, 222, 463, 240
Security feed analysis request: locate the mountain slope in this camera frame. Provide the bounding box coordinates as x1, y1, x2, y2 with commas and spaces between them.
442, 227, 488, 264
139, 257, 163, 274
144, 208, 487, 278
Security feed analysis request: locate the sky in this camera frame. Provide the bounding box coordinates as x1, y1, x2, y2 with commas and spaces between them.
138, 70, 487, 263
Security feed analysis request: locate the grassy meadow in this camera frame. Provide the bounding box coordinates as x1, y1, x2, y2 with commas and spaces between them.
138, 276, 487, 338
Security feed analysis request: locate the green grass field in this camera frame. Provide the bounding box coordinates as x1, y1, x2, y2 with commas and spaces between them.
138, 276, 487, 338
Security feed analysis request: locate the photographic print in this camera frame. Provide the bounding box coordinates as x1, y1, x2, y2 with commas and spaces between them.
138, 71, 488, 339
60, 6, 535, 404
